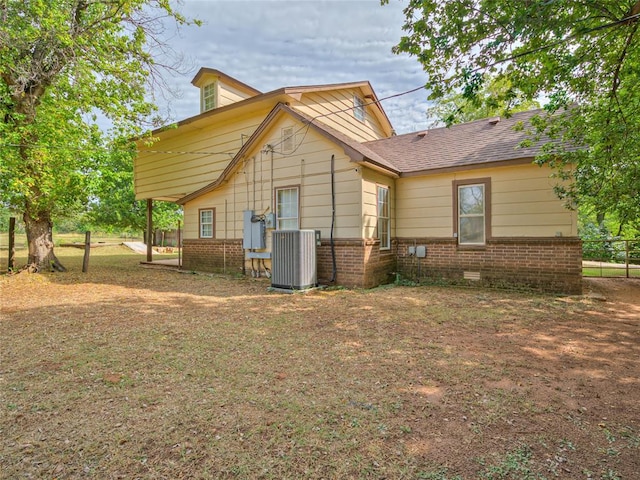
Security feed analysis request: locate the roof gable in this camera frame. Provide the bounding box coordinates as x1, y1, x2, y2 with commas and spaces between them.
177, 103, 399, 204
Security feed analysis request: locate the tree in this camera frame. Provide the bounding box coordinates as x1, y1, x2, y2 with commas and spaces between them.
427, 74, 539, 126
0, 0, 196, 271
386, 0, 640, 231
88, 141, 182, 236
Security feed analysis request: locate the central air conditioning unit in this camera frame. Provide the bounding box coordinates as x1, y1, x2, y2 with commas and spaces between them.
271, 230, 317, 291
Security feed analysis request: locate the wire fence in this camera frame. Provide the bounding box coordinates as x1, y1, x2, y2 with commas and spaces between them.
582, 239, 640, 278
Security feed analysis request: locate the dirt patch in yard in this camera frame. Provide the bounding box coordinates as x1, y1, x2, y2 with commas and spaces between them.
1, 247, 639, 479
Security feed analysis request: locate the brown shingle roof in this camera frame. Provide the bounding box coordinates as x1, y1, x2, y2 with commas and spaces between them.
365, 109, 554, 175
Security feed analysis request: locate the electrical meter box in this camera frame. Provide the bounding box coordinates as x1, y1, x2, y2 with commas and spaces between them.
265, 212, 276, 229
243, 210, 266, 249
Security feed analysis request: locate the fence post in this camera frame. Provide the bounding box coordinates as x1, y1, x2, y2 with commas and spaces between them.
177, 220, 181, 269
146, 199, 153, 262
8, 217, 16, 271
626, 239, 630, 279
82, 231, 91, 273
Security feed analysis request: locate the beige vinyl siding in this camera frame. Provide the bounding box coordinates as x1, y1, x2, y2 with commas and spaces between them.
395, 164, 576, 239
135, 86, 389, 202
491, 167, 575, 235
217, 79, 256, 107
361, 168, 395, 239
183, 117, 362, 241
292, 90, 387, 142
134, 109, 271, 200
396, 177, 452, 237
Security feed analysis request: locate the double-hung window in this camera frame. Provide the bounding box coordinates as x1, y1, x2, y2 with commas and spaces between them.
276, 186, 299, 230
377, 185, 390, 249
454, 178, 490, 245
201, 82, 216, 112
199, 208, 215, 238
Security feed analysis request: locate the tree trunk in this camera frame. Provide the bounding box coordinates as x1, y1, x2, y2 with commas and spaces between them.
23, 211, 66, 272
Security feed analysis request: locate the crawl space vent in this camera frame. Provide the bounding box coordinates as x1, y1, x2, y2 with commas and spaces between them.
463, 271, 481, 281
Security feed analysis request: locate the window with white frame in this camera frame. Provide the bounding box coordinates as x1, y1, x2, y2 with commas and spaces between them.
456, 182, 488, 245
281, 126, 294, 154
201, 82, 216, 112
377, 185, 390, 249
353, 95, 365, 122
276, 186, 299, 230
199, 208, 214, 238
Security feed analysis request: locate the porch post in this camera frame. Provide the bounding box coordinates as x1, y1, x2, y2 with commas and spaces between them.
8, 217, 16, 270
146, 199, 153, 262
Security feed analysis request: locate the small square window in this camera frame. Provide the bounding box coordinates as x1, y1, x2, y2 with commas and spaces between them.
353, 95, 365, 122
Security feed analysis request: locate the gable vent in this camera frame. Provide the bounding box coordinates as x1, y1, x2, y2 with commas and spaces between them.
282, 126, 294, 154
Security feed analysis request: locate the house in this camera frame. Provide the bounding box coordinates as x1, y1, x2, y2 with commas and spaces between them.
134, 68, 582, 294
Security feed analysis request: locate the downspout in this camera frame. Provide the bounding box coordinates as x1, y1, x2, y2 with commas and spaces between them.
224, 198, 227, 275
330, 154, 337, 283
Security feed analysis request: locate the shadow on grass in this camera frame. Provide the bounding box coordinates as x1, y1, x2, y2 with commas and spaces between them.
1, 266, 639, 478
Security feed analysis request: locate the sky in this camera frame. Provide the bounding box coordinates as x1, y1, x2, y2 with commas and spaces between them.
153, 0, 433, 134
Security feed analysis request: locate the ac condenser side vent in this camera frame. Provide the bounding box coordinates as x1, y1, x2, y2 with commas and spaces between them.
271, 230, 317, 291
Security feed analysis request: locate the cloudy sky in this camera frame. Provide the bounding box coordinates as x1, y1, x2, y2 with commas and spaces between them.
154, 0, 432, 134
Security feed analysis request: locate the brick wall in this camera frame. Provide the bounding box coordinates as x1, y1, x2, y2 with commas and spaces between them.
183, 236, 583, 294
396, 237, 583, 294
317, 238, 396, 288
182, 239, 244, 274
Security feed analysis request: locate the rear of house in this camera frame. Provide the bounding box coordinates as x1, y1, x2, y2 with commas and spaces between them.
134, 69, 582, 294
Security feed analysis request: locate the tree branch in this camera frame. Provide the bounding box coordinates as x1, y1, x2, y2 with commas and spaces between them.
610, 21, 638, 99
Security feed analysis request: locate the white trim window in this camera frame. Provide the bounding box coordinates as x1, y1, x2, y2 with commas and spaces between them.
199, 208, 214, 238
201, 82, 216, 112
276, 186, 299, 230
458, 184, 485, 245
377, 185, 390, 250
353, 95, 365, 122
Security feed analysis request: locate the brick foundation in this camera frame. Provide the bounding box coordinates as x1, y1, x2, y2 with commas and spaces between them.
182, 239, 244, 274
317, 238, 396, 288
396, 237, 583, 294
183, 236, 583, 294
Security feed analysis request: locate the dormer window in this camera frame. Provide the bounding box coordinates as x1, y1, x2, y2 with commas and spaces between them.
201, 82, 216, 112
353, 95, 365, 122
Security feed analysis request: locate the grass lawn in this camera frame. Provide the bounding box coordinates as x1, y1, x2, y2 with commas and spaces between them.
583, 267, 640, 278
1, 246, 639, 479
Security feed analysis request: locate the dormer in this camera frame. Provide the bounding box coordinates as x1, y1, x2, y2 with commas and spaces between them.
191, 68, 262, 113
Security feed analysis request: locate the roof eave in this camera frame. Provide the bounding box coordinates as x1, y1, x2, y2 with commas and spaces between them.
190, 68, 262, 96
177, 103, 401, 203
146, 88, 289, 138
399, 157, 536, 178
350, 156, 400, 177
